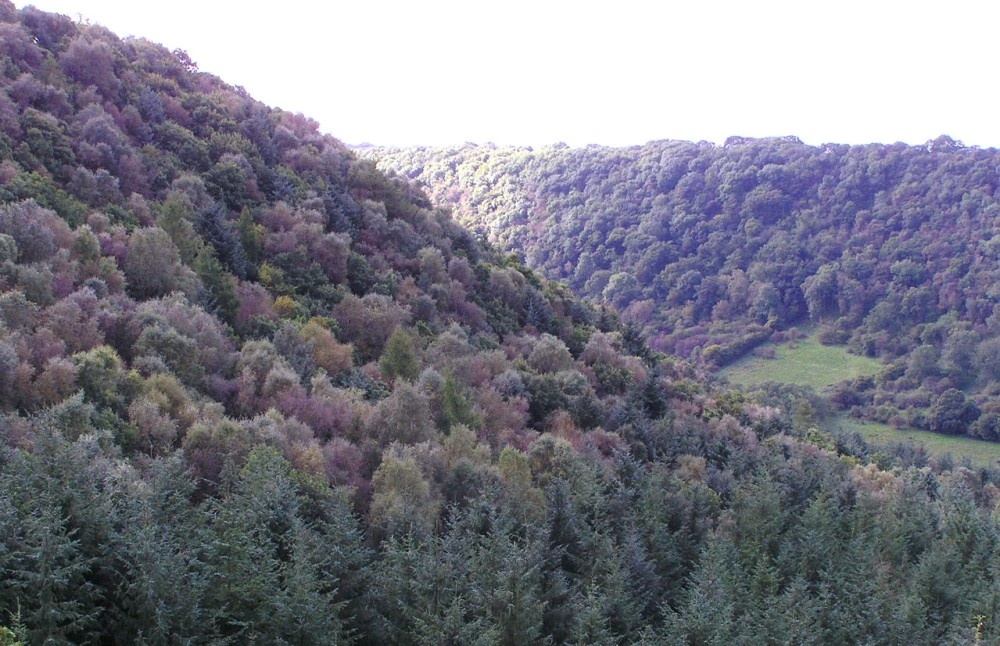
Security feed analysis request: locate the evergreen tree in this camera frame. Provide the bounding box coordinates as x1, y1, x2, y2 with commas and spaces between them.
379, 328, 420, 384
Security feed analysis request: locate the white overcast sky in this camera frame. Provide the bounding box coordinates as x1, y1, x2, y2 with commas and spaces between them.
17, 0, 1000, 148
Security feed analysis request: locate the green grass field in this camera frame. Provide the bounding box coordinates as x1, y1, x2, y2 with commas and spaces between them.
719, 331, 1000, 466
720, 333, 882, 391
835, 418, 1000, 467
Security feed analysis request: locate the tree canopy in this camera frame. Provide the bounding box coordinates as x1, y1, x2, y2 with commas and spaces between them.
367, 136, 1000, 439
1, 4, 1000, 643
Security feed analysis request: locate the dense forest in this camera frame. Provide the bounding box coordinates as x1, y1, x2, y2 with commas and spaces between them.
365, 138, 1000, 440
1, 4, 1000, 644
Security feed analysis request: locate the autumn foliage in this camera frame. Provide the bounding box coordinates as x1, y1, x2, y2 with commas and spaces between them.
0, 5, 999, 644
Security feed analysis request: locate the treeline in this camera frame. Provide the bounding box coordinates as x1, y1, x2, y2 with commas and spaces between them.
364, 137, 1000, 438
0, 4, 999, 643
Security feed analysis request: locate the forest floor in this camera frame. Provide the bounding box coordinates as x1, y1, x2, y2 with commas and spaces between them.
720, 331, 1000, 467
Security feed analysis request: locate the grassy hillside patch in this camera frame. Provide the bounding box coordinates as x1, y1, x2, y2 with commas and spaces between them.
717, 334, 1000, 464
720, 333, 882, 390
836, 418, 1000, 468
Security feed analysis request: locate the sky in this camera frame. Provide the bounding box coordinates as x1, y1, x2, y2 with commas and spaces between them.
16, 0, 1000, 149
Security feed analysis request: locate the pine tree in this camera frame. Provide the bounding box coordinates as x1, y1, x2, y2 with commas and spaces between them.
105, 455, 211, 643
0, 436, 104, 644
379, 328, 420, 384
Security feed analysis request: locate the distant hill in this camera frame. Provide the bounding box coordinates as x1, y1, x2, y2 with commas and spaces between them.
365, 138, 1000, 439
3, 3, 1000, 643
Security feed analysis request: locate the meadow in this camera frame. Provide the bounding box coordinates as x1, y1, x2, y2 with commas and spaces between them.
835, 419, 1000, 468
720, 332, 1000, 466
720, 332, 882, 390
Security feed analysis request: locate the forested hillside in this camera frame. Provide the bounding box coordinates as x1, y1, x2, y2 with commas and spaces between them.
2, 4, 1000, 644
365, 138, 1000, 440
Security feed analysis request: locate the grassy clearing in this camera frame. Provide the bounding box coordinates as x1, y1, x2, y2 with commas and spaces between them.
718, 331, 1000, 465
720, 333, 882, 391
835, 418, 1000, 467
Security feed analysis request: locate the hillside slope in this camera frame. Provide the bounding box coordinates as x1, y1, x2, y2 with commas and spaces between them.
1, 5, 1000, 643
365, 138, 1000, 438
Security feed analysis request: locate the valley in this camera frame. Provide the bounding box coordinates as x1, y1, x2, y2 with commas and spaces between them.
1, 4, 999, 643
367, 140, 1000, 442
